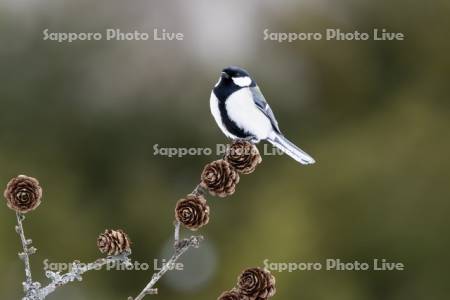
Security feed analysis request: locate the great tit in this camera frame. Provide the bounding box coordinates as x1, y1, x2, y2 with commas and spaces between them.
210, 66, 315, 165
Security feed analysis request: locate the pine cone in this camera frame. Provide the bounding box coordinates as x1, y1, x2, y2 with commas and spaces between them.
200, 159, 240, 197
225, 140, 262, 174
175, 194, 210, 231
218, 289, 250, 300
4, 175, 43, 213
97, 229, 131, 256
237, 268, 276, 300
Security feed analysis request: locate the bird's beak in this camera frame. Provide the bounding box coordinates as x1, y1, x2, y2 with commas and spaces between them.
221, 72, 230, 79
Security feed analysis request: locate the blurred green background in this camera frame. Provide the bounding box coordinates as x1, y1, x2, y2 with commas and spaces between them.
1, 0, 449, 299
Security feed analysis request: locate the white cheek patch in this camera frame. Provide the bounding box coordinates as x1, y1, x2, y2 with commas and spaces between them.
232, 76, 252, 87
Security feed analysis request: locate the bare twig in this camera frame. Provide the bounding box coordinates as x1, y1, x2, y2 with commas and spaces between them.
130, 223, 203, 300
174, 221, 181, 246
15, 212, 42, 299
38, 251, 132, 299
191, 184, 206, 197
16, 213, 34, 286
15, 212, 132, 300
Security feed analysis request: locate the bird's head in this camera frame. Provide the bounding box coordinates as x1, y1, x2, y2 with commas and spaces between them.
215, 66, 255, 89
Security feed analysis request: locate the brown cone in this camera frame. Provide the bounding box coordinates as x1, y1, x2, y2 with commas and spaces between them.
225, 140, 262, 174
237, 268, 276, 300
200, 159, 240, 197
97, 229, 131, 256
4, 175, 43, 213
175, 194, 210, 230
218, 289, 251, 300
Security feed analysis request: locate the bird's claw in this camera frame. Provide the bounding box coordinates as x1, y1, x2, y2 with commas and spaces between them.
237, 136, 259, 144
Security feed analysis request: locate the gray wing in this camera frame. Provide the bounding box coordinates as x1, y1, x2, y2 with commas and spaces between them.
250, 86, 281, 133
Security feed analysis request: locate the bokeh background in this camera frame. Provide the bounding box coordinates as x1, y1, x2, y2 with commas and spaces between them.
1, 0, 449, 299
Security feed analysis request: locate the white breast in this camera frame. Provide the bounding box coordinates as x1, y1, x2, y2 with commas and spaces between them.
210, 92, 238, 139
225, 88, 272, 139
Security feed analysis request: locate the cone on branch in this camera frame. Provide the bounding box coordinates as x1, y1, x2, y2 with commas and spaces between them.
217, 289, 250, 300
200, 159, 240, 197
97, 229, 131, 256
175, 194, 210, 231
225, 140, 262, 174
237, 268, 276, 300
4, 175, 43, 213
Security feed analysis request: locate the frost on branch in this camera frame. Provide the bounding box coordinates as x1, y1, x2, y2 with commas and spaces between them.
4, 175, 133, 300
5, 141, 270, 300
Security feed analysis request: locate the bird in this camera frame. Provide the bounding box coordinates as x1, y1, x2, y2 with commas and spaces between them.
210, 66, 315, 165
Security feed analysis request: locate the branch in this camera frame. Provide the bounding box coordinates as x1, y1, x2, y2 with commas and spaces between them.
129, 222, 203, 300
15, 212, 132, 300
38, 251, 132, 299
8, 141, 260, 299
15, 212, 40, 297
